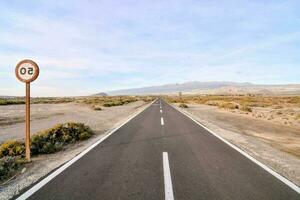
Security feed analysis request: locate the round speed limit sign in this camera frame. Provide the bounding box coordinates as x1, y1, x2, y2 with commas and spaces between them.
15, 59, 39, 83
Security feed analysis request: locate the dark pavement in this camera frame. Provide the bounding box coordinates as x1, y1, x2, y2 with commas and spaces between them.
17, 99, 299, 200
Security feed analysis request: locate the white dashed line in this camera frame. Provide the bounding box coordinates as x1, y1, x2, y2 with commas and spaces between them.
161, 117, 164, 126
163, 152, 174, 200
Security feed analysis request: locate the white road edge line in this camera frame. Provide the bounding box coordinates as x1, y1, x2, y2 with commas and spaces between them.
163, 152, 175, 200
16, 100, 157, 200
161, 117, 164, 126
171, 104, 300, 194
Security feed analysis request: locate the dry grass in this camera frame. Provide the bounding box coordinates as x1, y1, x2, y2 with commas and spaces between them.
165, 95, 300, 109
0, 97, 75, 105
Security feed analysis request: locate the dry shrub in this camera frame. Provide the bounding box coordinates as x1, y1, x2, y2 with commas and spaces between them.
218, 102, 239, 110
92, 105, 102, 110
239, 105, 253, 112
205, 101, 220, 106
179, 103, 188, 108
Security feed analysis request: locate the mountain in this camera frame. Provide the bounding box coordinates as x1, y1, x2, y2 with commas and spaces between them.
92, 92, 108, 96
103, 81, 300, 96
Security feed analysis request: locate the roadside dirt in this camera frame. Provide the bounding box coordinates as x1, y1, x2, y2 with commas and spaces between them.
0, 101, 149, 200
0, 101, 146, 143
175, 103, 300, 187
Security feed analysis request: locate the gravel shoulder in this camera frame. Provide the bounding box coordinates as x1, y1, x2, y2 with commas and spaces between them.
175, 103, 300, 187
0, 101, 150, 200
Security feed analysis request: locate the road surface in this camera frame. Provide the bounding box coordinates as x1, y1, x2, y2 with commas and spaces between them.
16, 99, 299, 200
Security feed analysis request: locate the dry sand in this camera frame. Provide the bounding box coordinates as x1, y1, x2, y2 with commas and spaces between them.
0, 101, 149, 200
175, 103, 300, 186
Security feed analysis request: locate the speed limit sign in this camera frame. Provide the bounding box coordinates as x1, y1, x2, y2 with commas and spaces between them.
15, 59, 39, 83
15, 59, 40, 161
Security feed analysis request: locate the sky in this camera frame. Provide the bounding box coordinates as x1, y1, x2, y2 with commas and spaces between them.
0, 0, 300, 96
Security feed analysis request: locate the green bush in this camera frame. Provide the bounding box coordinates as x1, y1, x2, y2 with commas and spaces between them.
179, 103, 188, 108
79, 132, 91, 140
31, 122, 94, 155
0, 141, 25, 157
0, 99, 25, 106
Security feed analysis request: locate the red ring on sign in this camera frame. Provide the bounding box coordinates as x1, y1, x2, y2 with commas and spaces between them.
15, 59, 40, 83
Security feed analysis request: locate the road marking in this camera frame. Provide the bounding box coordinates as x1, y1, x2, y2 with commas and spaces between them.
16, 100, 156, 200
160, 109, 163, 113
163, 152, 174, 200
161, 117, 164, 126
172, 104, 300, 194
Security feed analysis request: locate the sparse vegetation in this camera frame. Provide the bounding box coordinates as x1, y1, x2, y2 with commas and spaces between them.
0, 97, 76, 106
0, 96, 156, 109
77, 96, 139, 108
164, 95, 300, 108
164, 95, 300, 125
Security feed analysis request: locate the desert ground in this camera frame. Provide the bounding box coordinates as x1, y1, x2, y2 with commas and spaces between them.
0, 100, 150, 200
0, 101, 147, 143
169, 95, 300, 186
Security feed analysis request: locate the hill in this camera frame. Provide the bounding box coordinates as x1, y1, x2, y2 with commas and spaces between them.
104, 81, 300, 96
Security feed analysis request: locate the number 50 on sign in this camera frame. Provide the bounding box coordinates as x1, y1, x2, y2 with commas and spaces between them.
16, 60, 39, 83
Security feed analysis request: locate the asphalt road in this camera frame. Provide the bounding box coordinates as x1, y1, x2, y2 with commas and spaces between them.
16, 99, 299, 200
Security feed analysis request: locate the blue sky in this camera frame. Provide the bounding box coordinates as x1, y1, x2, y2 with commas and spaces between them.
0, 0, 300, 96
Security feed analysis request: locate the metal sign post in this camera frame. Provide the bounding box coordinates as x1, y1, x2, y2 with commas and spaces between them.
15, 59, 39, 161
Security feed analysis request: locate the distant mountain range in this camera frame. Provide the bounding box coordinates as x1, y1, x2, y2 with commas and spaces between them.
96, 81, 300, 96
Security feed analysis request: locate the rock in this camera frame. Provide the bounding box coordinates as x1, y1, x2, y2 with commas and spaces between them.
21, 168, 26, 174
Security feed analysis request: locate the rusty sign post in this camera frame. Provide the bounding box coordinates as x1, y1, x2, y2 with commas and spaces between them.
15, 59, 39, 162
